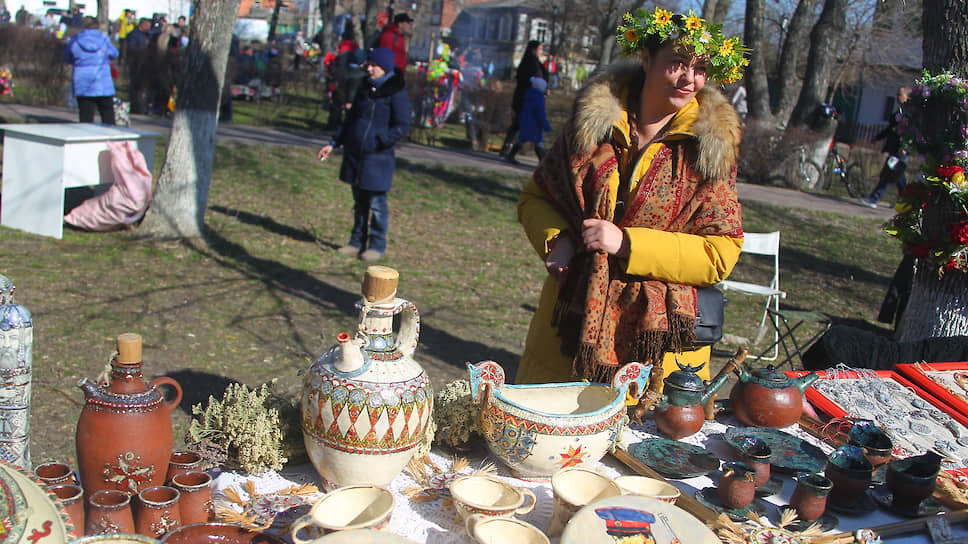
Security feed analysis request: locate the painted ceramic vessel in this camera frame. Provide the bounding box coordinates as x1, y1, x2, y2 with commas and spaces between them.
0, 459, 75, 540
718, 461, 756, 509
847, 420, 893, 467
825, 445, 873, 507
789, 472, 832, 522
76, 333, 183, 497
885, 451, 942, 511
0, 274, 32, 468
302, 267, 433, 488
730, 365, 819, 428
467, 360, 650, 477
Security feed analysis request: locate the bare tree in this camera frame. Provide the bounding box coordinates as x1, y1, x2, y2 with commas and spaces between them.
701, 0, 732, 25
138, 0, 240, 239
771, 0, 820, 124
895, 0, 968, 342
97, 0, 109, 33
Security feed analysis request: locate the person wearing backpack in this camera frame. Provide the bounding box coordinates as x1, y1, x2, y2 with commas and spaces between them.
377, 13, 412, 71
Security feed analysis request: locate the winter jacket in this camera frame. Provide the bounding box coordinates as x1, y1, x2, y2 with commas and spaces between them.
515, 62, 744, 384
511, 51, 547, 113
64, 29, 119, 97
517, 87, 551, 144
334, 68, 411, 192
377, 23, 407, 71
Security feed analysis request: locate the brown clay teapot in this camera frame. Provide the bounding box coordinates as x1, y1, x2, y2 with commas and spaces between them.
76, 333, 182, 497
729, 364, 818, 428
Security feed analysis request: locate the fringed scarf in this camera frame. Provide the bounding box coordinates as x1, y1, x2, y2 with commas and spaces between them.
533, 119, 742, 383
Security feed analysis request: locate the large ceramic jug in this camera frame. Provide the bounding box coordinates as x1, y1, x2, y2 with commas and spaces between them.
0, 274, 32, 469
302, 266, 433, 488
76, 333, 182, 497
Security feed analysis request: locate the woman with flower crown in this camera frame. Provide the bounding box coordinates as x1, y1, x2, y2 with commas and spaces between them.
515, 8, 748, 386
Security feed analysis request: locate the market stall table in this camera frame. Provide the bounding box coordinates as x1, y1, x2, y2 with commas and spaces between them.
0, 123, 160, 239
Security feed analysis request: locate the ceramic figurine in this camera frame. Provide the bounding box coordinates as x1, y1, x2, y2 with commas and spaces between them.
467, 360, 651, 477
76, 333, 183, 497
0, 274, 32, 468
301, 266, 434, 488
729, 364, 819, 428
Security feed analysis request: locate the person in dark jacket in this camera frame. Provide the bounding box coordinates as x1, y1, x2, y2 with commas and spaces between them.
861, 86, 911, 208
500, 40, 548, 156
317, 48, 411, 262
64, 16, 119, 124
507, 76, 551, 164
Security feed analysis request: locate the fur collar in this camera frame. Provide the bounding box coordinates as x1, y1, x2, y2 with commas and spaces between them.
571, 62, 742, 180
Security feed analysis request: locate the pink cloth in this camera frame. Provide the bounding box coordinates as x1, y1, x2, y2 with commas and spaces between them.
64, 140, 152, 231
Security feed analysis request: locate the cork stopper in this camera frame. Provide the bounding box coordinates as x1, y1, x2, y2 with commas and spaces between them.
362, 266, 399, 303
116, 333, 143, 364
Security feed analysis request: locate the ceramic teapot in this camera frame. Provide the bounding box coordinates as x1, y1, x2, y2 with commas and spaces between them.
729, 363, 819, 428
653, 361, 726, 439
301, 266, 433, 488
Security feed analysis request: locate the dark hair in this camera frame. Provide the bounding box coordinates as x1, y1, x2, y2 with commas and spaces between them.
83, 16, 98, 29
526, 40, 541, 55
642, 14, 685, 55
341, 21, 355, 42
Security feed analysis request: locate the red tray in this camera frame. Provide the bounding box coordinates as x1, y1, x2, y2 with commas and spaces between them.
784, 370, 946, 421
895, 362, 968, 428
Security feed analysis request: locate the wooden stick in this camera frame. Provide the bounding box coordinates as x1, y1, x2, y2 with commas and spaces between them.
810, 509, 968, 543
611, 448, 718, 523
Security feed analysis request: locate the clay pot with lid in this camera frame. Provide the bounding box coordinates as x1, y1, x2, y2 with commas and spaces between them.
729, 365, 819, 428
76, 333, 182, 497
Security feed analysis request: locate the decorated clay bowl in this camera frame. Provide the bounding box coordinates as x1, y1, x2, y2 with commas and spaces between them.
162, 523, 285, 544
69, 536, 163, 544
825, 445, 873, 507
467, 361, 650, 477
847, 420, 893, 467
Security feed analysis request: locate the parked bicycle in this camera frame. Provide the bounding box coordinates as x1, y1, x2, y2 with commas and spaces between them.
815, 142, 870, 198
770, 145, 822, 190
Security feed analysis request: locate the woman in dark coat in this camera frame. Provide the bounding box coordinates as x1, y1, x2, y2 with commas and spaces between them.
500, 40, 548, 156
317, 48, 411, 262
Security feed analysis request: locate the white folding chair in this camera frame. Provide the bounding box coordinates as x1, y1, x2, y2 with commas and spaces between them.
717, 231, 786, 361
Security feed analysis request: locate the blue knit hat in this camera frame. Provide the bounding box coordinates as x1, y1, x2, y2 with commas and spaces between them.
367, 47, 396, 73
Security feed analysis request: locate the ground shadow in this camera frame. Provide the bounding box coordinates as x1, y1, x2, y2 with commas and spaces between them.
166, 369, 240, 414
397, 158, 521, 203
209, 205, 317, 243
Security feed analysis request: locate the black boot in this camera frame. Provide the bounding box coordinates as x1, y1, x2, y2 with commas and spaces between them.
535, 144, 547, 162
506, 144, 521, 165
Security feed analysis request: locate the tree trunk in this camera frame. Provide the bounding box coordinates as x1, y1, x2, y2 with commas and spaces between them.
267, 0, 283, 42
743, 0, 772, 121
789, 0, 847, 128
894, 0, 968, 342
363, 0, 379, 46
138, 0, 240, 240
97, 0, 109, 33
773, 0, 819, 125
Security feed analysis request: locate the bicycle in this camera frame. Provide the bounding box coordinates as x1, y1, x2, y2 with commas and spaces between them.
816, 143, 869, 198
770, 145, 822, 190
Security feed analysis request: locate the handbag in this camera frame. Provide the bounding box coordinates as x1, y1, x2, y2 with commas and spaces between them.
693, 285, 725, 346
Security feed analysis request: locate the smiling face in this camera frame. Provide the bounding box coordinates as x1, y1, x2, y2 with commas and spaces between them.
641, 41, 708, 115
366, 62, 387, 79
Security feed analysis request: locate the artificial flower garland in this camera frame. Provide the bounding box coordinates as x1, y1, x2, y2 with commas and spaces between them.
886, 72, 968, 276
616, 7, 749, 83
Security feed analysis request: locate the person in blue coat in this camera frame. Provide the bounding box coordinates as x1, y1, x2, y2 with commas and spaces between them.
64, 17, 119, 124
507, 76, 551, 165
317, 47, 411, 262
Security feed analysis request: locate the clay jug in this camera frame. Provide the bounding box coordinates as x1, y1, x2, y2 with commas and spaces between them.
76, 333, 182, 497
302, 266, 433, 488
0, 273, 33, 468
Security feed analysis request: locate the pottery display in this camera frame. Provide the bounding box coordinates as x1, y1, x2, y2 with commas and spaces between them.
788, 472, 832, 522
302, 266, 433, 488
723, 427, 827, 474
76, 333, 183, 497
0, 459, 75, 540
465, 514, 550, 544
613, 476, 681, 503
847, 420, 893, 468
825, 445, 873, 508
135, 486, 181, 539
162, 522, 286, 543
166, 451, 202, 484
449, 474, 536, 521
290, 484, 394, 542
87, 489, 137, 535
694, 487, 768, 522
717, 461, 756, 509
170, 470, 213, 526
631, 438, 721, 479
51, 483, 86, 534
728, 364, 819, 428
560, 494, 720, 544
734, 435, 772, 487
70, 536, 164, 544
870, 484, 943, 517
36, 460, 78, 487
0, 274, 32, 468
885, 451, 942, 512
653, 361, 730, 439
312, 529, 419, 543
468, 360, 650, 477
547, 467, 622, 537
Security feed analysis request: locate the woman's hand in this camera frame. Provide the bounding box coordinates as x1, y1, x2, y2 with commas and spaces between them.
317, 144, 333, 161
582, 219, 629, 257
546, 235, 575, 284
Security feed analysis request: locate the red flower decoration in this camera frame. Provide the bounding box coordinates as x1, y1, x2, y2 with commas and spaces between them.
937, 165, 965, 179
945, 258, 959, 272
908, 242, 932, 258
951, 222, 968, 245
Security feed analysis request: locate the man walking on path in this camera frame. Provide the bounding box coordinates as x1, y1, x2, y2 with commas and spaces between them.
860, 86, 911, 208
378, 13, 412, 72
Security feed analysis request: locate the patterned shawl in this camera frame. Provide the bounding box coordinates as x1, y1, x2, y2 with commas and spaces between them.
533, 119, 743, 383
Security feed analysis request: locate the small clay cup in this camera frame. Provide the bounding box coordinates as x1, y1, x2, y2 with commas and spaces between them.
35, 461, 77, 487
135, 485, 181, 538
885, 452, 942, 512
737, 436, 772, 487
825, 445, 873, 508
466, 514, 550, 544
847, 420, 893, 468
613, 475, 681, 503
49, 483, 85, 535
547, 467, 621, 537
718, 461, 756, 509
789, 472, 833, 522
86, 489, 136, 535
289, 484, 394, 543
449, 475, 537, 522
171, 470, 213, 526
166, 451, 202, 484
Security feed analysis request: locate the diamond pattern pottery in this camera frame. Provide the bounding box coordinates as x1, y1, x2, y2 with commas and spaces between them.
825, 445, 873, 508
467, 360, 650, 477
631, 439, 721, 479
76, 333, 182, 498
723, 427, 826, 474
302, 267, 433, 488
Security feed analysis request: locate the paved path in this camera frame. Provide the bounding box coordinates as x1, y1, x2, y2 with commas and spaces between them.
0, 102, 895, 219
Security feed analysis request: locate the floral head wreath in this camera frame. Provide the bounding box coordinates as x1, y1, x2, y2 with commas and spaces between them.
616, 8, 749, 84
